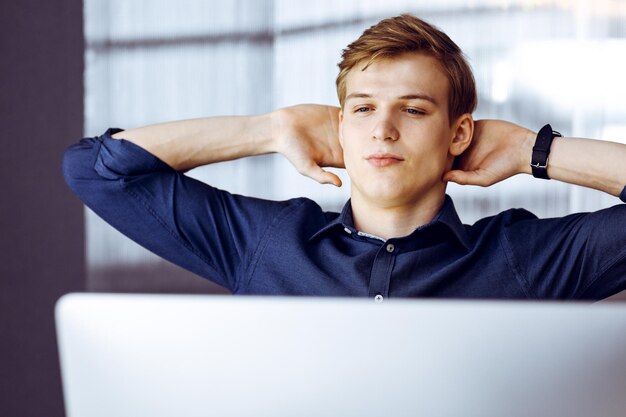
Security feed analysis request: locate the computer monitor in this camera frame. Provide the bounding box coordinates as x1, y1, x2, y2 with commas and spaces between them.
56, 294, 626, 417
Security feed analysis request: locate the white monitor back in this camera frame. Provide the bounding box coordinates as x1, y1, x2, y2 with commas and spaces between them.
56, 294, 626, 417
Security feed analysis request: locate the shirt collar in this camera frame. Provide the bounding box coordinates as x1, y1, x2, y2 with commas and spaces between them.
424, 195, 471, 251
308, 200, 357, 241
308, 195, 471, 251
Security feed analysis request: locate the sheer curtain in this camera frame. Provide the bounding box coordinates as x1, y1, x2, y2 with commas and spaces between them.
84, 0, 626, 291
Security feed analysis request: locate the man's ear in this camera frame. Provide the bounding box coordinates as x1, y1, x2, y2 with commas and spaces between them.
338, 109, 344, 147
449, 113, 474, 156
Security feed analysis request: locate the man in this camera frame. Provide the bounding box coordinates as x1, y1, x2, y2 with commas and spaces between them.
63, 14, 626, 300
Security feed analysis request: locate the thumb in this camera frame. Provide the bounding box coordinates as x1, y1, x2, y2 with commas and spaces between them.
301, 163, 342, 187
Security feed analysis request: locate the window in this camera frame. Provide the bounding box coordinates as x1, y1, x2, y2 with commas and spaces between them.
84, 0, 626, 289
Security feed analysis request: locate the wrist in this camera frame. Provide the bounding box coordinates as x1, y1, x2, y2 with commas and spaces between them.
268, 107, 295, 155
529, 124, 563, 179
519, 127, 536, 175
256, 111, 280, 155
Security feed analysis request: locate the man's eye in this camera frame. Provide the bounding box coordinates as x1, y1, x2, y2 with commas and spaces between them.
405, 108, 425, 115
354, 107, 371, 113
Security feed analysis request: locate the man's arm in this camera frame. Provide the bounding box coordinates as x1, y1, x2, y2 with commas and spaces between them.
444, 119, 626, 198
112, 104, 344, 186
443, 120, 626, 300
62, 104, 344, 291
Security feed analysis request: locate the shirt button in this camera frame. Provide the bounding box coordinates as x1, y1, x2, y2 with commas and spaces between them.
374, 294, 384, 303
386, 243, 395, 253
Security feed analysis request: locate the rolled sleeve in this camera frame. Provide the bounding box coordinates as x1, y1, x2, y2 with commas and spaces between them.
62, 129, 289, 292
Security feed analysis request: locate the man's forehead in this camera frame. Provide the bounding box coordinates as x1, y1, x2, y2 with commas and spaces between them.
344, 53, 449, 104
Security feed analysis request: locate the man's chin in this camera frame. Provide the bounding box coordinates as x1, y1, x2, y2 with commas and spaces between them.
352, 182, 445, 209
356, 188, 418, 208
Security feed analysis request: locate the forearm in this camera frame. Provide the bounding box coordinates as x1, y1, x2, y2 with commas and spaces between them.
112, 113, 275, 171
518, 130, 626, 197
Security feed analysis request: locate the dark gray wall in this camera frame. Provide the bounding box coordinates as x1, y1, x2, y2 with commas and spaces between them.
0, 1, 85, 416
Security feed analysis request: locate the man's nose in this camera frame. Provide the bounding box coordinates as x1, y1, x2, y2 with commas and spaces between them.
371, 113, 399, 142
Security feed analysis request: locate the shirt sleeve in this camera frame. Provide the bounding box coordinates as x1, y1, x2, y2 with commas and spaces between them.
501, 205, 626, 300
62, 128, 292, 292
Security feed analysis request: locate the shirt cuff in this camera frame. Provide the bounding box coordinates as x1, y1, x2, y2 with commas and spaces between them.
620, 186, 626, 203
94, 128, 174, 179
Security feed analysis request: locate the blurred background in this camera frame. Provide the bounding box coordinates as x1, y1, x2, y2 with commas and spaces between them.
83, 0, 626, 293
2, 0, 626, 416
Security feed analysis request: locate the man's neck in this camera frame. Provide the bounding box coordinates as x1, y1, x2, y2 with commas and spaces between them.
350, 192, 446, 240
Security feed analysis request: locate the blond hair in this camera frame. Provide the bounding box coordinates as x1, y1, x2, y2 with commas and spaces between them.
336, 14, 477, 123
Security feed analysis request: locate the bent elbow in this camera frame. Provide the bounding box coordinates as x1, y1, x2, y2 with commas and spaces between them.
61, 137, 101, 197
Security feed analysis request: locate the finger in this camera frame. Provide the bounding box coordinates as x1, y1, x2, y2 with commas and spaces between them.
443, 169, 491, 187
301, 163, 343, 187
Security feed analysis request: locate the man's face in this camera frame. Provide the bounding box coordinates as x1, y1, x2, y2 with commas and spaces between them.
339, 52, 462, 209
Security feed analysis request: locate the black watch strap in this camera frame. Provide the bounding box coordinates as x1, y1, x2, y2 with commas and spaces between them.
531, 124, 562, 179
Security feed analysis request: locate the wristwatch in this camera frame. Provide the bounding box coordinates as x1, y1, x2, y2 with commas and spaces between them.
530, 124, 562, 179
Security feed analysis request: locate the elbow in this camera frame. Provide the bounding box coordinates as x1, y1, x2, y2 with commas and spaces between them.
61, 145, 78, 192
61, 138, 100, 197
62, 143, 84, 194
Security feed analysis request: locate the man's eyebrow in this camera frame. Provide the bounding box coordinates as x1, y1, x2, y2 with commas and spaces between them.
345, 93, 372, 101
398, 94, 438, 105
345, 92, 438, 105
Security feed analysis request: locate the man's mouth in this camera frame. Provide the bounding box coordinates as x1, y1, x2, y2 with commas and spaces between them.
365, 152, 405, 167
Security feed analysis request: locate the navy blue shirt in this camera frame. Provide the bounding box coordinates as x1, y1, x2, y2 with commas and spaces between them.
63, 129, 626, 300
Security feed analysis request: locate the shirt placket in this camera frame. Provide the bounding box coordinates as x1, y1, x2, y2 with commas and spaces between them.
368, 242, 397, 303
